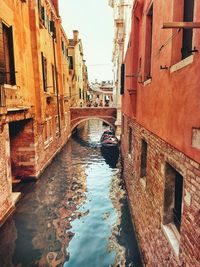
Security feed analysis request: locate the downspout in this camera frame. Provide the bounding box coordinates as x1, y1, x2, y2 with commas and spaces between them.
52, 32, 61, 137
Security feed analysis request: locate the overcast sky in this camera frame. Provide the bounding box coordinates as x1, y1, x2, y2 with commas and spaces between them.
59, 0, 114, 83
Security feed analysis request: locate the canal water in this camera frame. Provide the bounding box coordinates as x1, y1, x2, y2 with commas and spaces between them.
0, 120, 143, 267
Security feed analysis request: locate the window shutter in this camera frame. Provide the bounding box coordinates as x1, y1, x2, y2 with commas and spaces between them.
41, 6, 46, 27
0, 20, 5, 85
182, 0, 194, 59
50, 20, 56, 39
41, 52, 47, 91
38, 0, 41, 13
120, 63, 125, 95
8, 26, 16, 85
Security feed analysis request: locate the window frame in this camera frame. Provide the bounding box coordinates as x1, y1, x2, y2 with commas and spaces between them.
41, 52, 47, 92
140, 139, 148, 178
0, 21, 16, 86
144, 4, 153, 81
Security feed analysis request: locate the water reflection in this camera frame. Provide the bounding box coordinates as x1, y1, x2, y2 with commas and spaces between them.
101, 146, 119, 168
0, 120, 142, 267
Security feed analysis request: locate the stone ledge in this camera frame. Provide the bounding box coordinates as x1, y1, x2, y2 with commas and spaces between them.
0, 205, 15, 228
11, 192, 21, 205
170, 55, 193, 73
143, 78, 152, 86
162, 224, 180, 258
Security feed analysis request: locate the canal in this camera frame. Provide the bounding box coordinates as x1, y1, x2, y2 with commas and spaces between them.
0, 120, 143, 267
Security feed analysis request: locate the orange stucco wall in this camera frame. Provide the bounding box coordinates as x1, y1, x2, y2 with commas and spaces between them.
123, 0, 200, 163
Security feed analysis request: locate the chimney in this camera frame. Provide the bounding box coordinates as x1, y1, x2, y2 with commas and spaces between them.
52, 0, 59, 15
73, 30, 79, 43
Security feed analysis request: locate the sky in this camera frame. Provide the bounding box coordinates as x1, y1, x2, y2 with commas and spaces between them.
59, 0, 114, 83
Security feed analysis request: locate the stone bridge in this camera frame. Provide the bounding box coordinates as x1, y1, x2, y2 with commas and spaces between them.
70, 107, 117, 132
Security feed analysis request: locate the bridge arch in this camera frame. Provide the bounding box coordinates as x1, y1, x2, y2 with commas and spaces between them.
71, 117, 115, 133
70, 107, 117, 134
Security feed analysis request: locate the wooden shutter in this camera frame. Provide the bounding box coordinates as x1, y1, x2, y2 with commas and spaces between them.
182, 0, 194, 59
50, 20, 56, 39
0, 20, 5, 85
7, 26, 16, 85
41, 52, 47, 91
120, 63, 125, 95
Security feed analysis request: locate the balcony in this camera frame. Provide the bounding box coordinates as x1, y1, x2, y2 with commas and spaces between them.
0, 84, 31, 115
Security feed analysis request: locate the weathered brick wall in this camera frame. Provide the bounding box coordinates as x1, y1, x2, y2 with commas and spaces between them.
0, 124, 13, 226
35, 117, 71, 178
9, 119, 36, 178
121, 115, 200, 267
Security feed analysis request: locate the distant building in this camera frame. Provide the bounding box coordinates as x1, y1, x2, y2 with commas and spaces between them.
109, 0, 133, 136
90, 80, 114, 107
68, 30, 88, 107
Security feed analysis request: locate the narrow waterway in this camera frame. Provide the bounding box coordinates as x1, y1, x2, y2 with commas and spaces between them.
0, 120, 143, 267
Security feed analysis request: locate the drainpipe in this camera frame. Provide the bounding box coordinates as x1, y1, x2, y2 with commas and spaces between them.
52, 28, 61, 137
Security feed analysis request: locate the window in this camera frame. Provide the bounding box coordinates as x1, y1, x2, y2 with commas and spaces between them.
43, 117, 53, 146
41, 52, 47, 91
47, 16, 50, 33
128, 127, 133, 154
51, 64, 55, 93
55, 115, 59, 134
61, 38, 64, 53
163, 163, 183, 233
37, 0, 41, 13
144, 4, 153, 81
0, 21, 16, 85
171, 0, 195, 64
182, 0, 194, 59
41, 6, 46, 27
79, 88, 82, 99
50, 20, 56, 39
120, 63, 125, 95
65, 48, 68, 58
140, 139, 147, 178
69, 56, 73, 69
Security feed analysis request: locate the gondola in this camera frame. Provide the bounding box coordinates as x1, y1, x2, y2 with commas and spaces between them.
100, 129, 118, 148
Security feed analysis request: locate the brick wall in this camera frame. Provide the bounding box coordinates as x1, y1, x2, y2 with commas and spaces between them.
0, 123, 14, 226
9, 119, 36, 178
121, 115, 200, 267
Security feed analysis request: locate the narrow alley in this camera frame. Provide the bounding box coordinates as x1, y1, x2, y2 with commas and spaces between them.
0, 121, 143, 267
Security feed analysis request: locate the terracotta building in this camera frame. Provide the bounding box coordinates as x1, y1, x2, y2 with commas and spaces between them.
121, 0, 200, 266
0, 0, 88, 226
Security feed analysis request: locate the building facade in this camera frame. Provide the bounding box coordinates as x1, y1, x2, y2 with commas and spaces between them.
90, 80, 114, 107
68, 30, 88, 107
109, 0, 133, 137
0, 0, 88, 226
121, 0, 200, 266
